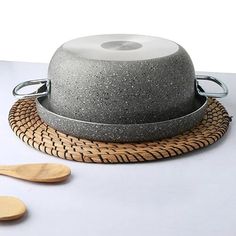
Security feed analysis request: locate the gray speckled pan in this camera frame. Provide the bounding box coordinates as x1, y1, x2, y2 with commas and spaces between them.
13, 34, 228, 142
35, 85, 207, 142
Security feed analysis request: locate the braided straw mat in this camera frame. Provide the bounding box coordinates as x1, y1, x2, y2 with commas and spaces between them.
9, 98, 231, 164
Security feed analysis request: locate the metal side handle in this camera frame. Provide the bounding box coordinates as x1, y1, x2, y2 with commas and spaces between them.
13, 79, 50, 99
196, 75, 228, 98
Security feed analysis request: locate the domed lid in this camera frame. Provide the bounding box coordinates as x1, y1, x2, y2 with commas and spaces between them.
62, 34, 179, 61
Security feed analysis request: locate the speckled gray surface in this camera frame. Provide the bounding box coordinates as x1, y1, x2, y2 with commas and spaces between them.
46, 35, 196, 124
12, 35, 229, 142
36, 87, 207, 142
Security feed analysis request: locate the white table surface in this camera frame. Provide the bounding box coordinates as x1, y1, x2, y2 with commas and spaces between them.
0, 61, 235, 236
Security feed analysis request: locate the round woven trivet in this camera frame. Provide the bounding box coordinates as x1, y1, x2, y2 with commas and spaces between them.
9, 98, 231, 164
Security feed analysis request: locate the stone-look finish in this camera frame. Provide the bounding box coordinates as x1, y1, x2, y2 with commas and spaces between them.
36, 89, 207, 143
47, 35, 196, 124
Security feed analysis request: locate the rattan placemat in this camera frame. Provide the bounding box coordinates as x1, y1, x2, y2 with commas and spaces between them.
9, 98, 231, 163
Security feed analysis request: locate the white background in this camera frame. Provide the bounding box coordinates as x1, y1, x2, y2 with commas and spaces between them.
0, 1, 236, 235
0, 0, 235, 72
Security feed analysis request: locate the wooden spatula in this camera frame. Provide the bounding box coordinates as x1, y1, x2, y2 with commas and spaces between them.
0, 163, 71, 183
0, 196, 26, 221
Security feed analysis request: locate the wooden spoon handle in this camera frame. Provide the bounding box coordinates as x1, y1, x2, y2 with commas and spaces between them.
0, 163, 71, 183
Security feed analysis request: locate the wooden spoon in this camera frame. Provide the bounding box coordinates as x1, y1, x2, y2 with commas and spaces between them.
0, 163, 71, 183
0, 196, 26, 221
